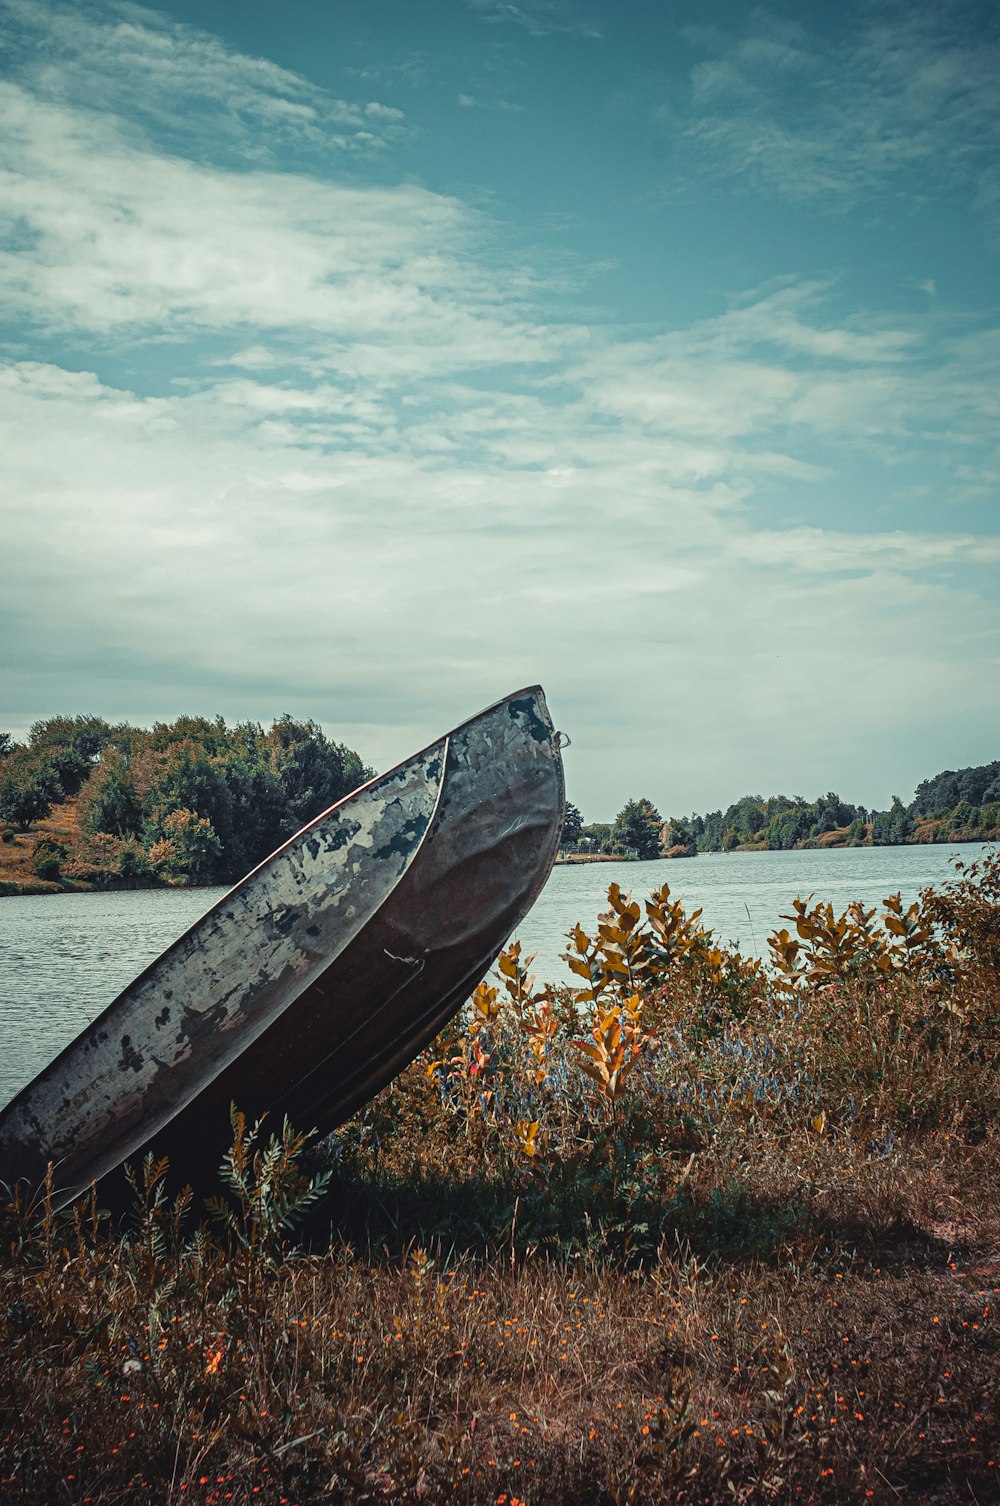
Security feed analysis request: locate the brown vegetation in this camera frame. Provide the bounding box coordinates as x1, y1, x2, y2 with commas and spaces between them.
2, 854, 1000, 1503
0, 798, 84, 894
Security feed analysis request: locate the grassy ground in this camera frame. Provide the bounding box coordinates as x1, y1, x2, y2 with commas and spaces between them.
2, 855, 999, 1503
0, 799, 84, 893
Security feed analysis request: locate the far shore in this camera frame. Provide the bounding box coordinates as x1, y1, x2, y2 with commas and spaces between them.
1, 833, 991, 898
553, 851, 633, 865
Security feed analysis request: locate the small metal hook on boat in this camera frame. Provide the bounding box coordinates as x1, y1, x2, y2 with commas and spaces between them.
553, 730, 572, 750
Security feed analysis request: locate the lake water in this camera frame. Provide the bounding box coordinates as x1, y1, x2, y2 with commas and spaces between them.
0, 842, 989, 1108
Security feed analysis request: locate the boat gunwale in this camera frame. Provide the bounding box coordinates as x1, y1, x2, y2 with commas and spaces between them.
0, 686, 550, 1133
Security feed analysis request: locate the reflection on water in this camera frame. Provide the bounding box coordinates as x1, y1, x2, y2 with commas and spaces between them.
0, 843, 988, 1107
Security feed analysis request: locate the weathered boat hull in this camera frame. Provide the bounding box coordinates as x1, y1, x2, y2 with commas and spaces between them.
0, 688, 565, 1207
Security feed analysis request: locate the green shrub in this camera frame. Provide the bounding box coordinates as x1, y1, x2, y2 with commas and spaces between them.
117, 839, 156, 888
31, 838, 67, 882
0, 766, 56, 830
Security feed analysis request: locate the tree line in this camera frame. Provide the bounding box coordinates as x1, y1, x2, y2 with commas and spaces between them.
4, 718, 997, 887
561, 757, 1000, 860
0, 714, 371, 888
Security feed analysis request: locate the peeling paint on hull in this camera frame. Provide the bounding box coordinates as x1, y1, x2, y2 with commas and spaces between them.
0, 687, 565, 1207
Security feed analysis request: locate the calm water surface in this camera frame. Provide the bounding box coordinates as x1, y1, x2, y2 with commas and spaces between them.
0, 843, 989, 1107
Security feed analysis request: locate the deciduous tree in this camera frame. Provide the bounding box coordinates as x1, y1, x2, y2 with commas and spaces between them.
610, 798, 663, 860
562, 801, 583, 846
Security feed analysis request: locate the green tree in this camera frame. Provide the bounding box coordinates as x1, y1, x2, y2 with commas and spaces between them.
149, 714, 232, 757
982, 801, 1000, 835
562, 801, 583, 846
32, 838, 67, 882
610, 797, 663, 860
872, 796, 912, 846
580, 821, 611, 851
266, 715, 372, 830
807, 791, 857, 838
722, 796, 767, 843
156, 808, 223, 883
0, 756, 59, 829
116, 839, 156, 888
663, 816, 695, 854
142, 741, 235, 871
27, 715, 110, 796
698, 810, 725, 850
81, 750, 144, 839
766, 806, 810, 850
223, 754, 288, 877
953, 799, 978, 833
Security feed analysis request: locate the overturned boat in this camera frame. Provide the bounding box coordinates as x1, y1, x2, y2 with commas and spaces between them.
0, 687, 565, 1208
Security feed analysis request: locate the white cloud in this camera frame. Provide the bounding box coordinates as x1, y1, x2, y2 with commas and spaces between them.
681, 4, 1000, 225
735, 527, 1000, 574
2, 338, 996, 812
463, 0, 601, 40
1, 0, 404, 156
0, 0, 997, 815
0, 81, 562, 373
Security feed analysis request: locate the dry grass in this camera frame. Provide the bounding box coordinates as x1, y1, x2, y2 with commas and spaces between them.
2, 1197, 998, 1505
0, 798, 83, 893
2, 854, 1000, 1503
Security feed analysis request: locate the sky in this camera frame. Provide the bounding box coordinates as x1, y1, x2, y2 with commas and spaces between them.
1, 0, 998, 820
